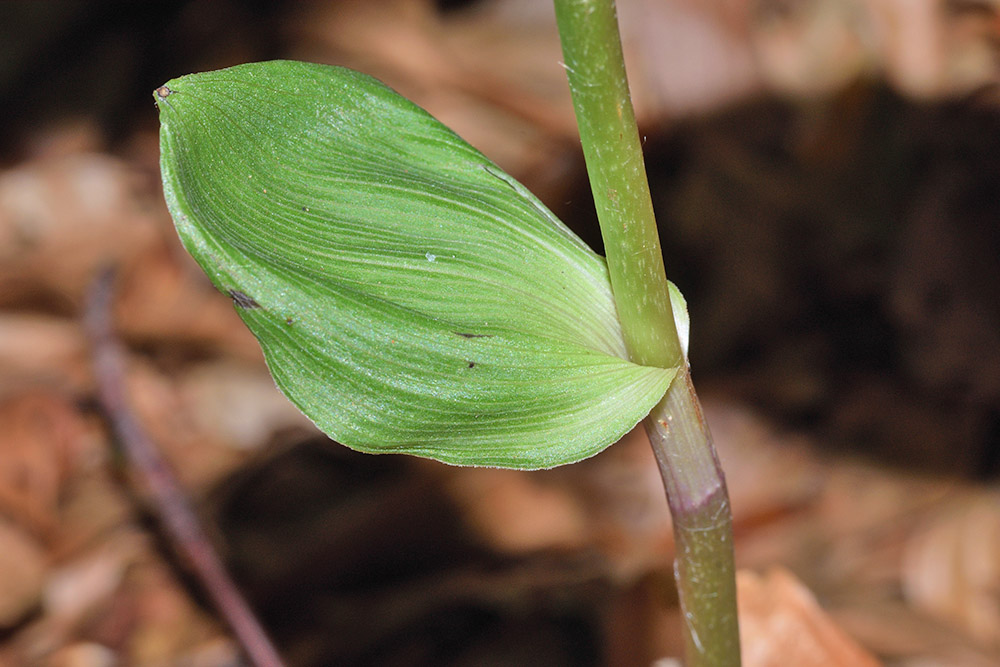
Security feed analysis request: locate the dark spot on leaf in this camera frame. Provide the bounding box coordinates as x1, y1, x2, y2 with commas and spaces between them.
467, 361, 475, 368
227, 289, 260, 309
155, 85, 173, 99
286, 317, 294, 325
454, 332, 493, 338
302, 206, 310, 212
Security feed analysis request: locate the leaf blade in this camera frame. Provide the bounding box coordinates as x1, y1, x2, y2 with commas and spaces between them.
158, 60, 680, 468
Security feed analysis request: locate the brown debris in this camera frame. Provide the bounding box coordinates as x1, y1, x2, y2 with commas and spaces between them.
0, 314, 91, 394
0, 518, 47, 628
0, 392, 92, 539
0, 1, 998, 664
0, 153, 160, 310
738, 567, 882, 667
903, 490, 1000, 647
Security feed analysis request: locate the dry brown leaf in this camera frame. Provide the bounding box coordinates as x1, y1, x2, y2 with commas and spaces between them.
0, 153, 160, 308
444, 398, 822, 580
18, 118, 105, 163
0, 314, 90, 394
112, 243, 263, 361
176, 360, 315, 453
43, 535, 144, 638
442, 426, 675, 578
749, 0, 1000, 99
443, 467, 590, 554
834, 601, 1000, 666
87, 352, 309, 494
566, 428, 676, 579
288, 0, 760, 207
903, 490, 1000, 647
0, 392, 92, 538
749, 0, 871, 97
738, 567, 882, 667
44, 642, 117, 667
867, 0, 1000, 98
618, 0, 759, 118
114, 358, 247, 491
705, 398, 823, 529
123, 562, 221, 667
288, 0, 578, 203
0, 517, 47, 629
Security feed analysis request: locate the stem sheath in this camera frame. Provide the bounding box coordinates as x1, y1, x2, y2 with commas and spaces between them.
646, 369, 740, 666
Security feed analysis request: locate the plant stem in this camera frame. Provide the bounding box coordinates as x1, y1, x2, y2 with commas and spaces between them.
646, 370, 739, 665
553, 0, 740, 664
552, 0, 680, 370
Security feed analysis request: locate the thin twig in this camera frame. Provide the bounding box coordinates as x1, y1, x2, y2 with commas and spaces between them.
85, 268, 285, 667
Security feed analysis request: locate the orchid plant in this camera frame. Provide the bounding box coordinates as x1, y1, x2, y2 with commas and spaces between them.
156, 0, 739, 663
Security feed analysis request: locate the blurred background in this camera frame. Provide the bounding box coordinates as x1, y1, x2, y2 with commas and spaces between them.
1, 0, 999, 665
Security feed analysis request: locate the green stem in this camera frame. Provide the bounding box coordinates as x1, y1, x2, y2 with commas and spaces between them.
553, 1, 740, 664
552, 0, 680, 370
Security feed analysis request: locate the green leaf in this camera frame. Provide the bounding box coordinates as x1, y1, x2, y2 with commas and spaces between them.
156, 60, 682, 469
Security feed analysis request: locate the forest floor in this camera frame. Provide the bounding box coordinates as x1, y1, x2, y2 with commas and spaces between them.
1, 1, 999, 665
